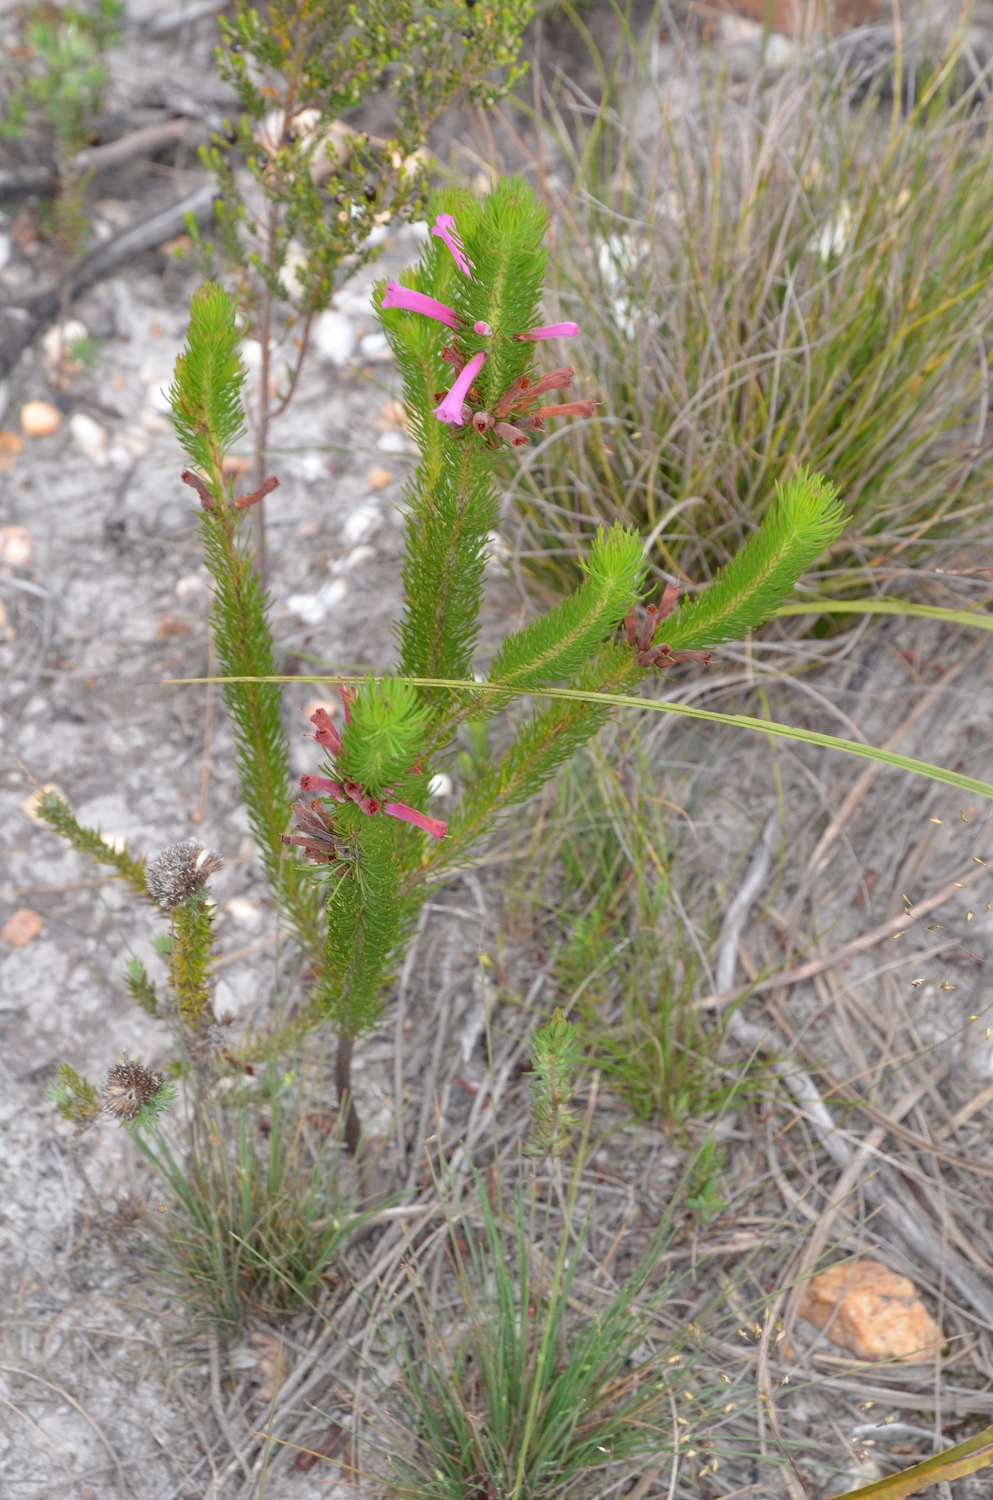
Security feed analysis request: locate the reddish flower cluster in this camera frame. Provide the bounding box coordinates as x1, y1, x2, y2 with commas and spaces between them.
624, 586, 713, 670
283, 690, 447, 856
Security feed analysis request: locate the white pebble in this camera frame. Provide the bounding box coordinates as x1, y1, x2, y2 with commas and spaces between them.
342, 503, 380, 544
343, 544, 375, 570
313, 310, 356, 367
0, 234, 10, 271
69, 412, 108, 467
376, 429, 414, 454
286, 577, 348, 625
148, 380, 173, 415
359, 331, 392, 362
428, 773, 453, 798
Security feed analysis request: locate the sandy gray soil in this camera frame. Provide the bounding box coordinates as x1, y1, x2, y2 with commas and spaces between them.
5, 4, 993, 1499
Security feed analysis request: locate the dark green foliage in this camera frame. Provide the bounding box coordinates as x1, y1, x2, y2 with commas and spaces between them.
170, 284, 321, 958
1, 0, 123, 147
656, 469, 846, 652
134, 1063, 363, 1329
319, 811, 403, 1038
335, 678, 429, 796
170, 889, 216, 1033
525, 1008, 582, 1156
489, 525, 647, 692
425, 646, 639, 878
46, 1063, 101, 1125
396, 440, 499, 691
36, 790, 147, 893
388, 1166, 682, 1500
683, 1135, 727, 1225
125, 956, 160, 1017
207, 0, 533, 327
168, 282, 246, 495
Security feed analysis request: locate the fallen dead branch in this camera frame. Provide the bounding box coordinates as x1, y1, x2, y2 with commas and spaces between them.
698, 859, 987, 1012
0, 181, 217, 380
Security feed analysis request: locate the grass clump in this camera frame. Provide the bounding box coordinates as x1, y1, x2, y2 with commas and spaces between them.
509, 25, 993, 593
383, 1161, 698, 1500
136, 1060, 361, 1331
520, 734, 734, 1130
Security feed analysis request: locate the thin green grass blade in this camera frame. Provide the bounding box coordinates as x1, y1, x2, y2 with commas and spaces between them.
777, 598, 993, 630
163, 674, 993, 803
826, 1424, 993, 1500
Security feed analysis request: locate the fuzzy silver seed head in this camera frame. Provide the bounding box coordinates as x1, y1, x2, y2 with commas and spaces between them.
103, 1056, 165, 1121
145, 839, 222, 910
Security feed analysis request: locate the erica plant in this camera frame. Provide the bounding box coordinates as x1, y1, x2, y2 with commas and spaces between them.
36, 176, 844, 1158
162, 173, 844, 1154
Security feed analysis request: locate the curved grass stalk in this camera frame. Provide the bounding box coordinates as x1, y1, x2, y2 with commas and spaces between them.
827, 1423, 993, 1500
777, 598, 993, 630
163, 673, 993, 804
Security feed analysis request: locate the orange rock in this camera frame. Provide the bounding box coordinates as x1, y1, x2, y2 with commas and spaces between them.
20, 399, 62, 438
367, 465, 393, 490
155, 612, 191, 639
2, 908, 44, 947
0, 431, 24, 472
0, 524, 33, 566
798, 1259, 942, 1362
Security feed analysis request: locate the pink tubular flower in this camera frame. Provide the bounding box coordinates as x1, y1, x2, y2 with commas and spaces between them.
430, 213, 474, 277
381, 280, 461, 331
307, 707, 342, 757
435, 351, 487, 426
383, 801, 447, 840
300, 773, 345, 799
514, 323, 579, 341
298, 774, 446, 839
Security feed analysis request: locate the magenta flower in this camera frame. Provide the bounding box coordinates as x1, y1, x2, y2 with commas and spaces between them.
431, 213, 474, 277
381, 280, 462, 331
514, 323, 579, 341
298, 773, 447, 840
382, 801, 447, 840
435, 350, 487, 426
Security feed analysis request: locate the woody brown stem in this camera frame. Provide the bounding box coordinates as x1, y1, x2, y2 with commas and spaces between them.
335, 1032, 362, 1155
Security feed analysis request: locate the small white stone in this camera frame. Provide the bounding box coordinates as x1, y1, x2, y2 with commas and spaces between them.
376, 429, 413, 454
0, 234, 10, 272
277, 239, 309, 302
148, 380, 173, 415
225, 897, 261, 927
286, 577, 348, 625
107, 444, 134, 468
139, 408, 173, 435
428, 773, 453, 799
343, 544, 375, 570
69, 412, 108, 467
41, 319, 88, 367
0, 379, 8, 425
313, 310, 356, 367
359, 331, 392, 362
116, 427, 151, 458
342, 503, 380, 544
363, 224, 389, 249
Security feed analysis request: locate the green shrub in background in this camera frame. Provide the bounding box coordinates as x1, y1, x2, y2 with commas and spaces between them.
508, 20, 993, 595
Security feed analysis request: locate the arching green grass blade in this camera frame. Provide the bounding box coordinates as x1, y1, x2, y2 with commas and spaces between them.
777, 599, 993, 630
163, 674, 993, 804
825, 1423, 993, 1500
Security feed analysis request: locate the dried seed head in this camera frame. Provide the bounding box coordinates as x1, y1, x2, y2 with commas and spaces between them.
146, 839, 222, 910
103, 1056, 165, 1121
